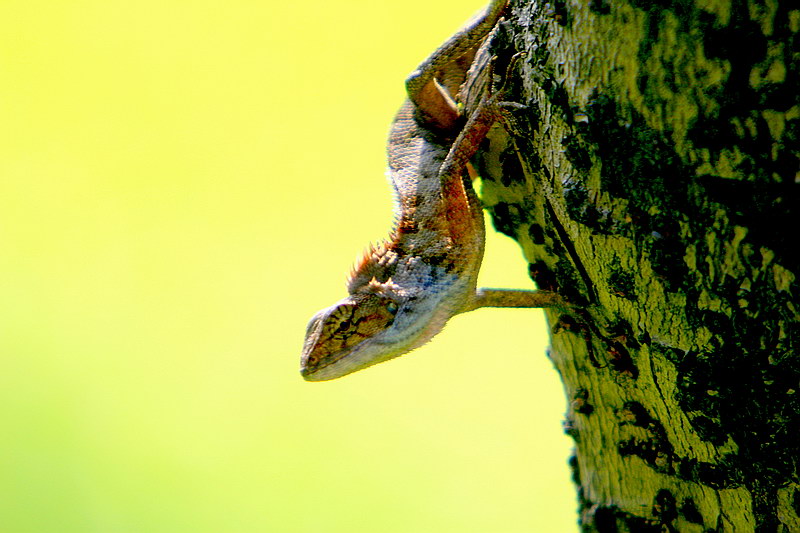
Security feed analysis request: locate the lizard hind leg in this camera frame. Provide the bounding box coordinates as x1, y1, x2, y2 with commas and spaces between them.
438, 43, 528, 185
405, 0, 509, 103
411, 79, 460, 133
405, 0, 510, 132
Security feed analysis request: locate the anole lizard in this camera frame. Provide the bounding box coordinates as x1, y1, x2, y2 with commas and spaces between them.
301, 0, 564, 381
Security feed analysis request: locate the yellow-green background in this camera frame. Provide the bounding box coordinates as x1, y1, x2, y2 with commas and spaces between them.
0, 0, 576, 531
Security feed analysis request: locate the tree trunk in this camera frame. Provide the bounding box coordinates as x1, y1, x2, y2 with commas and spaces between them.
472, 1, 800, 531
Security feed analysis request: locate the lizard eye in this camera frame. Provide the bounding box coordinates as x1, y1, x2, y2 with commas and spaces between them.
386, 302, 398, 314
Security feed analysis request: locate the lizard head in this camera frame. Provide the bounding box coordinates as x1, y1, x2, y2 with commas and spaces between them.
300, 289, 402, 381
301, 253, 464, 381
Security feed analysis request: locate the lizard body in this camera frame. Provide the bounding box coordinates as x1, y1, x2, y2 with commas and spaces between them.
301, 0, 563, 381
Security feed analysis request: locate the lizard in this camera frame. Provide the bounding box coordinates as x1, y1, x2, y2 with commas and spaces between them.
300, 0, 565, 381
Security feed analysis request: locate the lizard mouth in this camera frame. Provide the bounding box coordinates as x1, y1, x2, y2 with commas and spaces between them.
299, 366, 317, 380
300, 340, 368, 381
300, 356, 352, 382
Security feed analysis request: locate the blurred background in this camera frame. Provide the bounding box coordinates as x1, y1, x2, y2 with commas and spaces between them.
0, 0, 576, 531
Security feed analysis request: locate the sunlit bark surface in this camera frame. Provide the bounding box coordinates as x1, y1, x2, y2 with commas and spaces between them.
473, 1, 800, 531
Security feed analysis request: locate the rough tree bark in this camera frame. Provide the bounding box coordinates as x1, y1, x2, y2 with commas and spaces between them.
470, 1, 800, 531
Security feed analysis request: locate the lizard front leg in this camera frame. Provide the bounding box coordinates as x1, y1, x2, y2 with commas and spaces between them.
434, 47, 570, 315
441, 99, 568, 316
461, 288, 568, 313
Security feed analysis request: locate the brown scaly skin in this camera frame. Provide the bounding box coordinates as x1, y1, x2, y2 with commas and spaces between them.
301, 0, 564, 381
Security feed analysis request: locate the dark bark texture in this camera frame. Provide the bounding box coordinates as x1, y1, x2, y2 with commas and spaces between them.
472, 1, 800, 531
